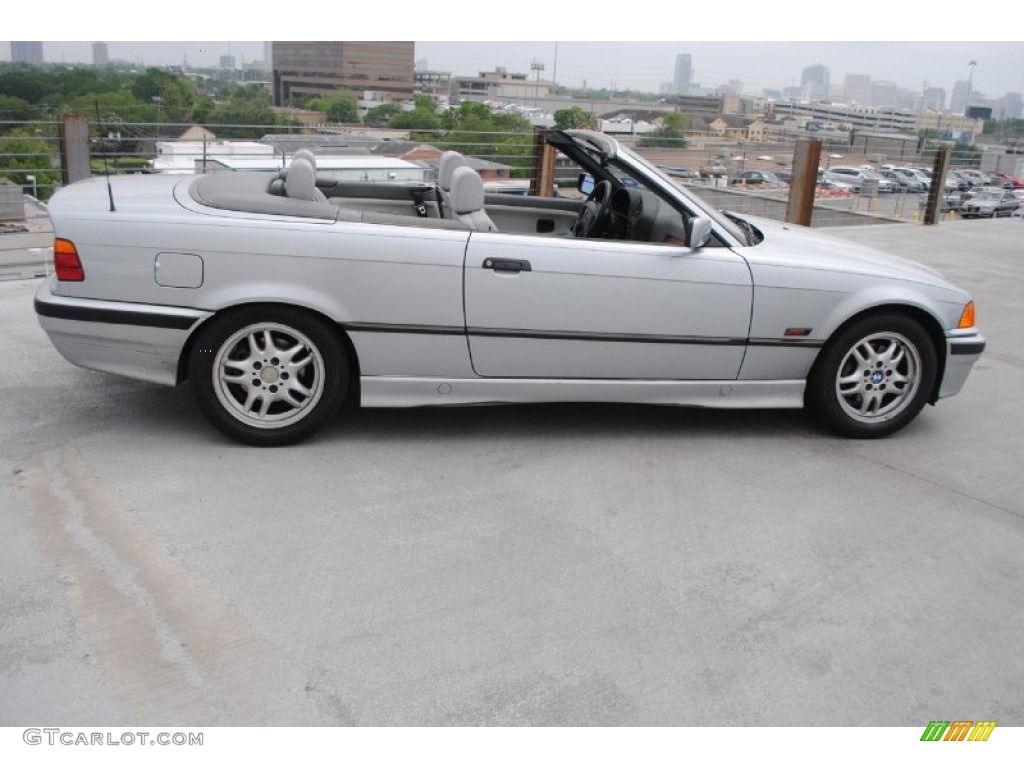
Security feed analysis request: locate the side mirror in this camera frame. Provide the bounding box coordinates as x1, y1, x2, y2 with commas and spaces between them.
578, 173, 595, 196
690, 216, 712, 248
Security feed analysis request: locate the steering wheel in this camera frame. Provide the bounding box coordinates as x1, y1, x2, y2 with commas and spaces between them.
574, 180, 613, 238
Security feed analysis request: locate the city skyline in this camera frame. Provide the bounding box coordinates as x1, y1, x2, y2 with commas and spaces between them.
4, 40, 1021, 107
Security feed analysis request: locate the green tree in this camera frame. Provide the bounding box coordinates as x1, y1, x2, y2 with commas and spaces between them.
389, 95, 441, 131
364, 102, 403, 127
70, 91, 157, 124
431, 101, 533, 177
131, 68, 197, 123
0, 129, 61, 199
0, 95, 41, 128
554, 106, 598, 130
0, 69, 50, 104
307, 90, 359, 123
638, 111, 689, 148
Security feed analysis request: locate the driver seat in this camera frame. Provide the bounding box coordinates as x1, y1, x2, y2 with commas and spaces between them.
449, 166, 497, 232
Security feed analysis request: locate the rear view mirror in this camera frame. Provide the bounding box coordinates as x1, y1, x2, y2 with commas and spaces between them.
690, 216, 712, 248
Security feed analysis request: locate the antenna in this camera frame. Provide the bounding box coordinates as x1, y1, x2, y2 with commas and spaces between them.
94, 100, 116, 211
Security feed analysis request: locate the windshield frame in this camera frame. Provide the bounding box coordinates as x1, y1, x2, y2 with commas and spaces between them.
611, 140, 750, 246
557, 130, 748, 247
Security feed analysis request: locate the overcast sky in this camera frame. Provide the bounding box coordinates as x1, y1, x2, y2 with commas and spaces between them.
6, 2, 1022, 99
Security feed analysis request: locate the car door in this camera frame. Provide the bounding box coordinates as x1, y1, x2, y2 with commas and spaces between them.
463, 232, 753, 380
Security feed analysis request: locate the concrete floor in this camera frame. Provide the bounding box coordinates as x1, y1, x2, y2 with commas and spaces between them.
1, 218, 1021, 726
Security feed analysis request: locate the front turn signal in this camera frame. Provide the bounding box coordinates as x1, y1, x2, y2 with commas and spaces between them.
958, 300, 975, 329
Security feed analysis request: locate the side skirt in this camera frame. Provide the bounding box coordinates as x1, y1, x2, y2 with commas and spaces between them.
359, 376, 805, 409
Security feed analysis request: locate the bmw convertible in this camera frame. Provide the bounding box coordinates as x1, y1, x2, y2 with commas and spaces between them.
35, 130, 985, 445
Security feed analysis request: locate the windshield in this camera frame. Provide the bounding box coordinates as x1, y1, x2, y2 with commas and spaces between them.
614, 142, 749, 245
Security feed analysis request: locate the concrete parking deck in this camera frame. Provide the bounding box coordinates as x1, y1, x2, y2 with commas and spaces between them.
1, 219, 1021, 726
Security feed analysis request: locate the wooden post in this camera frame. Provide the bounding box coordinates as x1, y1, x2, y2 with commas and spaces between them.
785, 139, 821, 227
922, 146, 951, 226
59, 113, 92, 185
531, 128, 556, 197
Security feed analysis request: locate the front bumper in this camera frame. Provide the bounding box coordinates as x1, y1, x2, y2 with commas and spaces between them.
938, 328, 986, 399
34, 279, 211, 386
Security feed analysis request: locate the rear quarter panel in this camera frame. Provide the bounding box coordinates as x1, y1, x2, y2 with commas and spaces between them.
48, 176, 474, 378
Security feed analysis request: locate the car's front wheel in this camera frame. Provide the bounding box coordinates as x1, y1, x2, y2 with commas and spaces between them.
189, 306, 348, 446
807, 314, 937, 438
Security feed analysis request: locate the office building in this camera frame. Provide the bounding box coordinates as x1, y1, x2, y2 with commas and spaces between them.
843, 74, 872, 105
801, 64, 830, 100
11, 41, 44, 65
272, 42, 415, 107
923, 87, 945, 112
92, 42, 109, 68
673, 54, 692, 96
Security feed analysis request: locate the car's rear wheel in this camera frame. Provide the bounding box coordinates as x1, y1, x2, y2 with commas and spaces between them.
807, 314, 937, 438
189, 306, 347, 446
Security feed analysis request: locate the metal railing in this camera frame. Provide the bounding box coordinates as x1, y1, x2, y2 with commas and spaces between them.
3, 119, 1016, 278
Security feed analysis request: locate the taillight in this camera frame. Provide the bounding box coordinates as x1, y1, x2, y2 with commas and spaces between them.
54, 238, 84, 281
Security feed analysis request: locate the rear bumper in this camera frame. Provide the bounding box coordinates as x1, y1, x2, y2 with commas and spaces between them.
938, 329, 986, 399
34, 279, 210, 386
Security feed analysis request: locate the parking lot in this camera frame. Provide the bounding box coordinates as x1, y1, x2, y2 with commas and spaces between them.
1, 218, 1022, 726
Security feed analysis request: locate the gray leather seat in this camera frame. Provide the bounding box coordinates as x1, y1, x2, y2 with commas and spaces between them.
437, 150, 467, 216
293, 148, 316, 167
286, 157, 327, 203
449, 165, 497, 232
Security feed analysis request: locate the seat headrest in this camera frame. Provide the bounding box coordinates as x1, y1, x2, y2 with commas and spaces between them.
294, 149, 316, 168
449, 165, 485, 214
438, 151, 468, 192
286, 157, 319, 201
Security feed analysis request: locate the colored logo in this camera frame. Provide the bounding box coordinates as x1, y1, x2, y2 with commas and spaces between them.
920, 721, 996, 741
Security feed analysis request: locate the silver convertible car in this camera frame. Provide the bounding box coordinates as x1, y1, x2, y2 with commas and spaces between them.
35, 130, 985, 446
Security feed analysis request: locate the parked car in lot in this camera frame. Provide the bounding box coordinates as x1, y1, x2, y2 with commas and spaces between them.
658, 166, 702, 182
828, 167, 900, 193
815, 176, 856, 196
987, 171, 1024, 189
819, 170, 861, 193
730, 170, 787, 187
959, 187, 1021, 218
35, 130, 985, 445
1013, 190, 1024, 217
920, 189, 967, 213
881, 169, 926, 192
953, 169, 989, 189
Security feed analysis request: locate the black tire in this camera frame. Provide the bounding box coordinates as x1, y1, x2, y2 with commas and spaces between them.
188, 306, 348, 446
806, 314, 937, 439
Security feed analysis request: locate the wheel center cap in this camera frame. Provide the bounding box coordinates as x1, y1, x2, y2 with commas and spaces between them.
260, 367, 280, 383
871, 371, 884, 384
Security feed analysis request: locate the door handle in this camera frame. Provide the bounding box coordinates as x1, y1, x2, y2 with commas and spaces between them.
482, 258, 532, 273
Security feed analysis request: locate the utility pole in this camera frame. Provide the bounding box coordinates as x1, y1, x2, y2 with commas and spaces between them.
964, 61, 978, 144
964, 61, 977, 117
552, 42, 558, 91
531, 59, 545, 107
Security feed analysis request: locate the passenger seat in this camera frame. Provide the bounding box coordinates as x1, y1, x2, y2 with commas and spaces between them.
286, 156, 327, 203
437, 150, 467, 217
449, 165, 497, 232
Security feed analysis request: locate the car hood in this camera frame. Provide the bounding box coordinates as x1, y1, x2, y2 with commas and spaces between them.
733, 215, 956, 288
